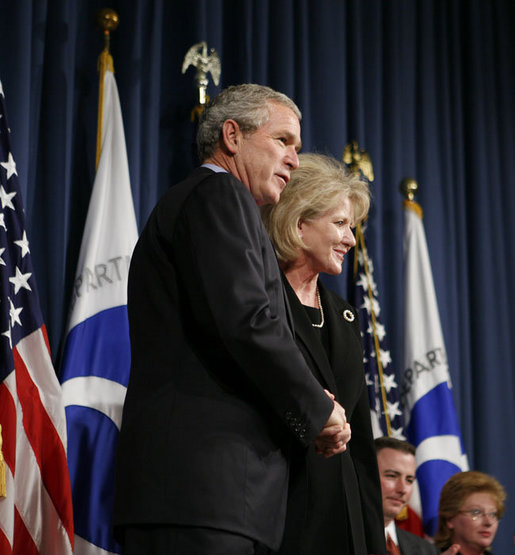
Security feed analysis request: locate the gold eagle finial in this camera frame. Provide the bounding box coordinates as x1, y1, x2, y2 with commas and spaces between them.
343, 140, 374, 182
182, 41, 221, 109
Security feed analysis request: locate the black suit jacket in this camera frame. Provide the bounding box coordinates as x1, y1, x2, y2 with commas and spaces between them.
113, 168, 333, 549
397, 527, 439, 554
277, 279, 386, 555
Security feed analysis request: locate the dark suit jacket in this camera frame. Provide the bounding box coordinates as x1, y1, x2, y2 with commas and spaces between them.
397, 527, 439, 554
277, 279, 386, 555
113, 168, 333, 549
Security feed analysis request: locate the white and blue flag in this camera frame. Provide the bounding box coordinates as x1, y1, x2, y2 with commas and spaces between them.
60, 70, 138, 555
400, 199, 468, 536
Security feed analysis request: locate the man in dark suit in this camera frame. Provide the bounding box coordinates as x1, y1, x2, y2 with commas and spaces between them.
113, 84, 350, 555
375, 437, 459, 555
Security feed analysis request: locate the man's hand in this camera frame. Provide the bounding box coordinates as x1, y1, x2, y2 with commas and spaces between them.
314, 393, 351, 458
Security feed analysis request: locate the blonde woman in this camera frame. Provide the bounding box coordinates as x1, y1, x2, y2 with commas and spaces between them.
262, 153, 385, 555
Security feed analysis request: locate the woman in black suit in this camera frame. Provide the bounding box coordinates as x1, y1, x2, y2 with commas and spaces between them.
261, 153, 386, 555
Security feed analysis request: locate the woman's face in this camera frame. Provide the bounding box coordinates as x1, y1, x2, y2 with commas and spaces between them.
447, 492, 499, 552
298, 195, 355, 276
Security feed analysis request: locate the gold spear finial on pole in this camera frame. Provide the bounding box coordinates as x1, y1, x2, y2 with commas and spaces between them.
399, 177, 418, 201
400, 177, 423, 218
95, 8, 119, 169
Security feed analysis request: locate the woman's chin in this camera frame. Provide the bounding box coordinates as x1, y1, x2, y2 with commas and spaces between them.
325, 262, 343, 275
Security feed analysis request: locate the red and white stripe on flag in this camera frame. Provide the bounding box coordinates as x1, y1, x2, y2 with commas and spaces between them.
0, 326, 74, 554
0, 79, 74, 554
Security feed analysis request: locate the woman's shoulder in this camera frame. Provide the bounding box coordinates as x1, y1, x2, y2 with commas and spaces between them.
318, 281, 357, 313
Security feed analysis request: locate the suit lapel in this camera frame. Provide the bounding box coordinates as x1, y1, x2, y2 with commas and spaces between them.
282, 275, 338, 392
321, 285, 360, 380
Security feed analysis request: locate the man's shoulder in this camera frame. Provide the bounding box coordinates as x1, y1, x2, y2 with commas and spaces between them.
169, 166, 232, 195
163, 166, 250, 206
396, 526, 439, 554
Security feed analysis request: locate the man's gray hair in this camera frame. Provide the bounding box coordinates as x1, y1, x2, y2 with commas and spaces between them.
196, 83, 301, 162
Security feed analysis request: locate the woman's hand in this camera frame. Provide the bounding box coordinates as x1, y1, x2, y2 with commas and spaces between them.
315, 392, 351, 458
314, 421, 351, 458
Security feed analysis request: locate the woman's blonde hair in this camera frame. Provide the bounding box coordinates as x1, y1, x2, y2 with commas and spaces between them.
261, 152, 370, 264
434, 471, 506, 548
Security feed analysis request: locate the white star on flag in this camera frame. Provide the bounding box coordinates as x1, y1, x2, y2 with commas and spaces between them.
0, 184, 16, 209
358, 250, 375, 274
390, 427, 406, 440
2, 327, 12, 348
0, 212, 6, 230
1, 152, 17, 180
9, 266, 32, 294
382, 373, 398, 393
386, 400, 402, 419
378, 348, 392, 368
361, 294, 381, 317
356, 272, 369, 292
14, 230, 30, 257
0, 246, 5, 265
367, 320, 386, 341
8, 297, 23, 327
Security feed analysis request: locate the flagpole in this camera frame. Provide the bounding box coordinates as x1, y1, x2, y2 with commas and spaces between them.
353, 226, 393, 437
344, 141, 394, 437
399, 175, 468, 534
95, 8, 118, 170
60, 12, 138, 550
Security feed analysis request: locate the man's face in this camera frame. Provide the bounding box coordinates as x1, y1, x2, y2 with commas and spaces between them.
377, 447, 416, 526
235, 101, 301, 206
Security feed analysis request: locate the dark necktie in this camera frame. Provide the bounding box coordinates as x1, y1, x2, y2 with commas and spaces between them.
386, 533, 401, 555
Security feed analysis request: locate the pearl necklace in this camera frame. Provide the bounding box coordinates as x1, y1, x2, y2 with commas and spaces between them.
312, 287, 325, 328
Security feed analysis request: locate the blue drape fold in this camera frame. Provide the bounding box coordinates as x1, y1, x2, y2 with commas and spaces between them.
0, 1, 513, 551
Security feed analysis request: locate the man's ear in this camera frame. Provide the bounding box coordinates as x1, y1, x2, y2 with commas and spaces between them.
221, 119, 241, 155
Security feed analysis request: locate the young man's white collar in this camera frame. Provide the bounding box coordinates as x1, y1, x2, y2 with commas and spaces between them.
385, 519, 399, 545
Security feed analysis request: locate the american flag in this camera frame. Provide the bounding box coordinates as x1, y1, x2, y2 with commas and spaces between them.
351, 214, 426, 537
342, 143, 405, 439
350, 222, 405, 440
0, 81, 74, 553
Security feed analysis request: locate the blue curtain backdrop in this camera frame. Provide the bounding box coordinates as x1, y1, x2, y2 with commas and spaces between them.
0, 0, 513, 550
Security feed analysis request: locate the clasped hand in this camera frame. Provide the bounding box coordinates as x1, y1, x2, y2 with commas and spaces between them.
314, 390, 351, 458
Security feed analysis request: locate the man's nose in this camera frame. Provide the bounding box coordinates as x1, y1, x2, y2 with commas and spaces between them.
395, 479, 408, 494
285, 147, 299, 170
